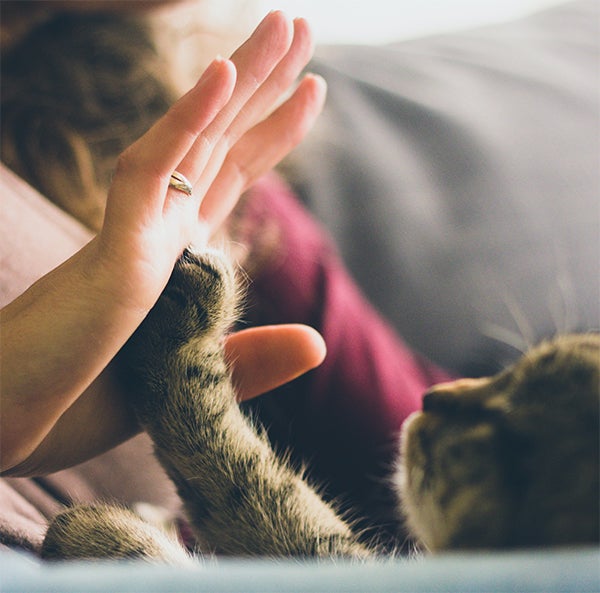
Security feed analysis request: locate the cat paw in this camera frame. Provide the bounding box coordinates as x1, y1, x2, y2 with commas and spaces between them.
41, 504, 192, 566
120, 247, 238, 365
161, 247, 239, 340
116, 247, 239, 420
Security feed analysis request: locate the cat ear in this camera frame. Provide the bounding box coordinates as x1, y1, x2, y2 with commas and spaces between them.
422, 376, 514, 415
422, 378, 488, 411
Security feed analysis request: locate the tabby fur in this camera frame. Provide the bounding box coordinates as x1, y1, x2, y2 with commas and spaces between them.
398, 333, 599, 550
3, 5, 597, 564
41, 248, 599, 562
42, 249, 370, 563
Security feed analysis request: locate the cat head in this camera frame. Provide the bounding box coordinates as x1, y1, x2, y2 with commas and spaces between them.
397, 334, 599, 550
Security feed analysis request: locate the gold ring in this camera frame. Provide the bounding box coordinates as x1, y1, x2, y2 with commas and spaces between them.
169, 171, 193, 196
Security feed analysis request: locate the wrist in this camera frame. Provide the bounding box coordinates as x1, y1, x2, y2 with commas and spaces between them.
0, 239, 154, 471
81, 236, 157, 315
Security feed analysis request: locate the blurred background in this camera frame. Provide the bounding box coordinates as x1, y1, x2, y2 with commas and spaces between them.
256, 0, 565, 43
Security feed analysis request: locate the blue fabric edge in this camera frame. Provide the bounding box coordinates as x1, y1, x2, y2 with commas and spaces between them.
1, 547, 598, 593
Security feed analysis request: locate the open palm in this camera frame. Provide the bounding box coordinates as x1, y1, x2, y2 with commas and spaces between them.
97, 12, 326, 313
1, 12, 327, 475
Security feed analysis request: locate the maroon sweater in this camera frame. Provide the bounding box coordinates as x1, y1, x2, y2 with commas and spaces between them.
0, 169, 450, 553
240, 175, 451, 543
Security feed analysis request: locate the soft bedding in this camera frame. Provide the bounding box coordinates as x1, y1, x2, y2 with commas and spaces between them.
288, 0, 600, 375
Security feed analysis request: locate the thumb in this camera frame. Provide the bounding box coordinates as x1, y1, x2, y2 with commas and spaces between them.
224, 324, 326, 401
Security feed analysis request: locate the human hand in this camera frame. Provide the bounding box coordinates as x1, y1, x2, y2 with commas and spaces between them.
94, 11, 326, 313
226, 324, 326, 401
3, 324, 326, 477
0, 12, 327, 474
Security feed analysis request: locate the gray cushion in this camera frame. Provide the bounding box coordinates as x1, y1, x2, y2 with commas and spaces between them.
288, 0, 599, 375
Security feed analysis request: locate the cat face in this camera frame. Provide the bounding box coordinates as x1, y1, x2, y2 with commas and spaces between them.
397, 334, 599, 551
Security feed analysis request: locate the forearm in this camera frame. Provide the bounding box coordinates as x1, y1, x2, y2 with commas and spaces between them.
1, 365, 140, 477
0, 11, 325, 477
0, 237, 149, 472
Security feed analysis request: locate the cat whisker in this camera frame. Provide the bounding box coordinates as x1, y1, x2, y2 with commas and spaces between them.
480, 270, 535, 354
498, 288, 535, 351
547, 238, 579, 337
480, 322, 527, 357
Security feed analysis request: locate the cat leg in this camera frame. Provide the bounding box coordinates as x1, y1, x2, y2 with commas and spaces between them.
41, 504, 193, 565
119, 249, 371, 558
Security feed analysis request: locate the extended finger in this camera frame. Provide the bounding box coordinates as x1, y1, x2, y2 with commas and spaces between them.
103, 58, 236, 229
199, 73, 327, 230
175, 11, 294, 187
224, 325, 327, 401
192, 18, 315, 229
185, 17, 314, 201
121, 58, 235, 183
226, 18, 314, 145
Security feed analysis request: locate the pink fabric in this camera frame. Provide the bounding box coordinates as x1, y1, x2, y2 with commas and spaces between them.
0, 165, 91, 307
246, 174, 450, 442
0, 166, 450, 550
242, 175, 451, 539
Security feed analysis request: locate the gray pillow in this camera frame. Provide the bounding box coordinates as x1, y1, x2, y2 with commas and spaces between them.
288, 0, 599, 375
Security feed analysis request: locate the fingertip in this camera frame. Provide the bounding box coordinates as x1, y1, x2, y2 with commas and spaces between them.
195, 56, 237, 96
224, 324, 327, 402
292, 16, 314, 54
259, 9, 294, 49
290, 73, 327, 133
292, 324, 327, 369
304, 72, 328, 97
292, 15, 310, 27
218, 56, 237, 79
266, 9, 291, 25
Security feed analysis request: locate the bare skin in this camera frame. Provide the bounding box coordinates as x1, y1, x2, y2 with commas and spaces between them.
0, 11, 327, 475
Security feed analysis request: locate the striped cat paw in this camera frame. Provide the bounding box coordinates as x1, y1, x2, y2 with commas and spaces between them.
117, 247, 239, 426
41, 504, 192, 565
161, 247, 239, 341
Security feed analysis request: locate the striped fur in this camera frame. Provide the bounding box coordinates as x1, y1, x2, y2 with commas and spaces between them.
41, 249, 599, 562
42, 248, 369, 563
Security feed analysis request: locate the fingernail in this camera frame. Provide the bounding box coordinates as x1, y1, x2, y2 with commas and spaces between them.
305, 73, 328, 93
264, 9, 289, 24
195, 56, 228, 88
